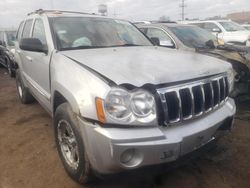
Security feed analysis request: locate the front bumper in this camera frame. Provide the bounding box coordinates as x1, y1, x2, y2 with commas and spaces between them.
78, 98, 236, 174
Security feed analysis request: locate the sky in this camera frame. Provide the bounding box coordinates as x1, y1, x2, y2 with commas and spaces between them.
0, 0, 250, 28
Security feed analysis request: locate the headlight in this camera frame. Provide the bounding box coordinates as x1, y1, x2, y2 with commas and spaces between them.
130, 90, 156, 123
217, 38, 225, 46
105, 88, 132, 121
227, 68, 235, 94
98, 88, 157, 125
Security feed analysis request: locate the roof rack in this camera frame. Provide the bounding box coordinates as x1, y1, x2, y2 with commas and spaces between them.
27, 9, 96, 16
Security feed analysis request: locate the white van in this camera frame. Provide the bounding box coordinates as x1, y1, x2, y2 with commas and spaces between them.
181, 20, 250, 46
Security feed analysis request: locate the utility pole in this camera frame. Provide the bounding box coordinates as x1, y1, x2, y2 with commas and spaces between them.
180, 0, 187, 21
50, 0, 54, 9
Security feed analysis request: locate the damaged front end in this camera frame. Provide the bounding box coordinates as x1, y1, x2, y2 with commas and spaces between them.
197, 45, 250, 97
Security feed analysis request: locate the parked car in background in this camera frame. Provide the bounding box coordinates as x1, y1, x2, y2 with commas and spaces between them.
242, 24, 250, 30
241, 24, 250, 46
137, 23, 250, 97
15, 9, 236, 184
181, 20, 250, 47
0, 29, 17, 77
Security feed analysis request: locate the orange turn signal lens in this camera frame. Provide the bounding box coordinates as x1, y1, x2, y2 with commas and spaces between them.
95, 98, 106, 123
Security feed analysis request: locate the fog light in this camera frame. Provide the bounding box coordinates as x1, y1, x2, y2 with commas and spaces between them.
120, 149, 135, 164
120, 148, 143, 167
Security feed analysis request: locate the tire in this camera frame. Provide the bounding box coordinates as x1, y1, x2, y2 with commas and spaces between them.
6, 57, 15, 77
16, 69, 35, 104
54, 103, 94, 184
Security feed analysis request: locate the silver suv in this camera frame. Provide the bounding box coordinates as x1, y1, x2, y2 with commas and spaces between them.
14, 10, 236, 184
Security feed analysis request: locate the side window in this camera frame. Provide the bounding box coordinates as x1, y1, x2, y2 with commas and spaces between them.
203, 22, 221, 32
32, 19, 47, 45
146, 28, 175, 47
22, 19, 33, 38
16, 21, 24, 41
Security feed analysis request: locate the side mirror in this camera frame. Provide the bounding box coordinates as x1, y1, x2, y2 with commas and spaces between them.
19, 38, 47, 53
150, 37, 160, 46
212, 28, 221, 33
160, 40, 175, 48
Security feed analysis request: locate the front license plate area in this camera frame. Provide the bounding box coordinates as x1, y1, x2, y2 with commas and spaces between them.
180, 134, 215, 156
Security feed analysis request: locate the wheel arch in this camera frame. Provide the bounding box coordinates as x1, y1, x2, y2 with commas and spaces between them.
52, 85, 80, 117
53, 91, 68, 114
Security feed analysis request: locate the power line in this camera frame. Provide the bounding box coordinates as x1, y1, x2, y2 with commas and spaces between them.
179, 0, 187, 21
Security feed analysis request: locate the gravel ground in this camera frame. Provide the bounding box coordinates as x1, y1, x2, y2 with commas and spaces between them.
0, 68, 250, 188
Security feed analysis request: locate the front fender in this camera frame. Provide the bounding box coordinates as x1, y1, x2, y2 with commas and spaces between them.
51, 81, 80, 115
50, 53, 111, 120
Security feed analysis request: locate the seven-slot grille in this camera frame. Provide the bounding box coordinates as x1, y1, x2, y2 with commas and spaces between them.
157, 74, 229, 125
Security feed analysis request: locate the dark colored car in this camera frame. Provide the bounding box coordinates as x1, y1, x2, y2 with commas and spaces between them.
137, 23, 250, 97
0, 30, 17, 77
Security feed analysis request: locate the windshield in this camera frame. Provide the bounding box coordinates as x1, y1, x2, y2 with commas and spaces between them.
219, 21, 246, 32
168, 25, 217, 49
51, 17, 152, 50
6, 31, 16, 46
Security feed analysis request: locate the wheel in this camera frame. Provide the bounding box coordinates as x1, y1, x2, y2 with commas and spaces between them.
6, 57, 15, 77
16, 69, 35, 104
54, 103, 94, 184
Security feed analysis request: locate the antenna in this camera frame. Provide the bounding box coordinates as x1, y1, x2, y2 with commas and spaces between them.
179, 0, 187, 21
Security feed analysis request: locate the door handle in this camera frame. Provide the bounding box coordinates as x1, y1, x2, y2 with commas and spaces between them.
26, 56, 33, 62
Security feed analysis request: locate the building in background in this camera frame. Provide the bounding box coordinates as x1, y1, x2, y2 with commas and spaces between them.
227, 11, 250, 24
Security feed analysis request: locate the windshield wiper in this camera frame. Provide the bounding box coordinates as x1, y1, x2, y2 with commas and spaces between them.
109, 44, 144, 47
59, 44, 146, 51
60, 45, 107, 51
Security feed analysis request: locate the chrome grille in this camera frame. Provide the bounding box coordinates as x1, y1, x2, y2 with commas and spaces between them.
157, 74, 229, 125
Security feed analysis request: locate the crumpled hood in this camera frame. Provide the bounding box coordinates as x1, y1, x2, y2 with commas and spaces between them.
198, 48, 247, 65
61, 46, 231, 87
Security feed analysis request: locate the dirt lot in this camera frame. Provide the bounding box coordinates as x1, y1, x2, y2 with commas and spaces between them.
0, 68, 250, 188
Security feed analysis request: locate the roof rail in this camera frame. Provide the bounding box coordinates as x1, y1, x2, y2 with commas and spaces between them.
27, 9, 97, 16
